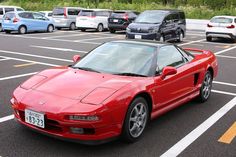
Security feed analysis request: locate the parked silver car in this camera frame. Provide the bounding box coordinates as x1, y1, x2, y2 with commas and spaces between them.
52, 7, 83, 30
0, 5, 24, 31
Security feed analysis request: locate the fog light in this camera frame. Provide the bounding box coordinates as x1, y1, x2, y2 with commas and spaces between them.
68, 115, 99, 121
70, 127, 84, 134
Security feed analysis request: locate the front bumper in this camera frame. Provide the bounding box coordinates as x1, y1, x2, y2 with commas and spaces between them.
12, 107, 121, 144
206, 32, 236, 39
126, 32, 160, 40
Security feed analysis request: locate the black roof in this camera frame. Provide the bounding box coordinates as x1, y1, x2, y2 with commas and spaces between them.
144, 9, 184, 13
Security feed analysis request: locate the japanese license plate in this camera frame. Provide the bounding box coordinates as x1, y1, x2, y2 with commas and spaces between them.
25, 109, 45, 128
135, 35, 142, 39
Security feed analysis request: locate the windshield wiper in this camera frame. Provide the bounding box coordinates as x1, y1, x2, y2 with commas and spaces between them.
75, 67, 101, 73
114, 72, 147, 77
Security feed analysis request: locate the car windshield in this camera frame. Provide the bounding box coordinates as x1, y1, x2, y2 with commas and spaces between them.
210, 17, 233, 23
73, 42, 156, 76
135, 11, 165, 24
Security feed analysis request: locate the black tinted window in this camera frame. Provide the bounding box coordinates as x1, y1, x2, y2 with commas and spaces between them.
0, 8, 3, 15
79, 10, 95, 16
171, 13, 179, 22
157, 45, 185, 71
96, 11, 110, 17
111, 12, 126, 18
5, 8, 14, 13
53, 8, 64, 16
18, 12, 34, 19
68, 8, 79, 15
135, 11, 166, 24
179, 12, 185, 20
48, 13, 52, 17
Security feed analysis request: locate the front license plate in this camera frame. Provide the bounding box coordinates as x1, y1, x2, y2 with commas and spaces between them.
135, 35, 142, 39
25, 109, 45, 128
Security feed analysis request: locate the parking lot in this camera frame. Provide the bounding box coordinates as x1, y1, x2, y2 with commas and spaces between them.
0, 29, 235, 157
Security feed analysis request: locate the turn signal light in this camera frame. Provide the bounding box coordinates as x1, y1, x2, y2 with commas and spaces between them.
68, 115, 99, 121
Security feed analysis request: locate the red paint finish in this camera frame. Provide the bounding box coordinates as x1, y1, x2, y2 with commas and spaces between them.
11, 48, 218, 143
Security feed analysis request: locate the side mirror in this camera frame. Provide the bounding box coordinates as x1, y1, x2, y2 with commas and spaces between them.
73, 55, 81, 63
161, 66, 177, 79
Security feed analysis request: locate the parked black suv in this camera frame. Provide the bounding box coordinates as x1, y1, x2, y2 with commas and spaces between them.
108, 10, 139, 33
126, 10, 186, 42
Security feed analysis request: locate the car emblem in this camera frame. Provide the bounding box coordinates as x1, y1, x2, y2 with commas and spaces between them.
39, 101, 46, 105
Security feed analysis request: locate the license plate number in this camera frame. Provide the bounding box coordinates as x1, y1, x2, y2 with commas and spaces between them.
135, 35, 142, 39
113, 19, 118, 22
25, 109, 45, 128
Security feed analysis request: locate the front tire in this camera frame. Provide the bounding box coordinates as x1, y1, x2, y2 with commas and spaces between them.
69, 22, 76, 30
47, 25, 54, 33
122, 97, 149, 143
18, 26, 27, 34
177, 31, 184, 42
198, 71, 213, 102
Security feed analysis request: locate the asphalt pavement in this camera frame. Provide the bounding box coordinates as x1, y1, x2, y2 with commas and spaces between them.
0, 29, 235, 157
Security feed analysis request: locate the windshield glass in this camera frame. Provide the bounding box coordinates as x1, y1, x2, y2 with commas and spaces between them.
135, 11, 166, 24
210, 17, 233, 23
73, 42, 156, 76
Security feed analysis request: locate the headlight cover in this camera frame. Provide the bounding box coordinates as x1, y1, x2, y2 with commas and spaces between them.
81, 87, 117, 105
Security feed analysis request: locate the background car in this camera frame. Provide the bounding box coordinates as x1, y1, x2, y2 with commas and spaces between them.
76, 9, 112, 32
2, 11, 54, 34
206, 16, 236, 42
52, 7, 83, 30
126, 9, 186, 42
11, 40, 217, 144
39, 11, 53, 21
0, 5, 24, 31
108, 10, 139, 33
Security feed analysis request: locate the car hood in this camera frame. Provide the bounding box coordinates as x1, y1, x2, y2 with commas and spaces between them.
21, 67, 138, 100
129, 23, 161, 30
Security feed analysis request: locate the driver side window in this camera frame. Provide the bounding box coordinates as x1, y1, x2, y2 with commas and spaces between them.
157, 45, 186, 72
33, 13, 46, 20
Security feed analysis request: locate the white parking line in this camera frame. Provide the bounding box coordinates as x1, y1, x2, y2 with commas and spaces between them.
0, 58, 9, 61
216, 54, 236, 59
0, 50, 72, 62
0, 55, 60, 67
0, 72, 37, 81
0, 115, 14, 123
42, 33, 94, 39
30, 45, 88, 53
74, 36, 117, 42
215, 45, 236, 55
212, 90, 236, 96
160, 96, 236, 157
179, 39, 205, 46
213, 81, 236, 87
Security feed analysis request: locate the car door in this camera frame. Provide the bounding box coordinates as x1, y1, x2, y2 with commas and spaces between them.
97, 11, 110, 28
18, 12, 35, 31
33, 13, 48, 30
152, 45, 195, 108
161, 14, 175, 40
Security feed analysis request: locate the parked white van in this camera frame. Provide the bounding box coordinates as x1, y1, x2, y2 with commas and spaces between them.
76, 9, 112, 32
0, 5, 24, 31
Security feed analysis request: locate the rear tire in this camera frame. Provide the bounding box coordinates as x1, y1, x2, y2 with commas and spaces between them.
121, 97, 149, 143
197, 71, 213, 102
206, 36, 212, 42
109, 29, 116, 33
69, 22, 76, 30
5, 30, 11, 34
81, 29, 86, 32
47, 25, 54, 33
97, 24, 104, 32
0, 24, 2, 32
18, 26, 27, 34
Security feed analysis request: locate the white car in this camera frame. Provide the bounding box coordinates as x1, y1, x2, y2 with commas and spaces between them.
206, 16, 236, 42
39, 11, 53, 20
76, 9, 112, 32
0, 5, 24, 31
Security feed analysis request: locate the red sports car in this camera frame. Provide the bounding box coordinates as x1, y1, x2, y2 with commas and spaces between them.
11, 40, 218, 144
